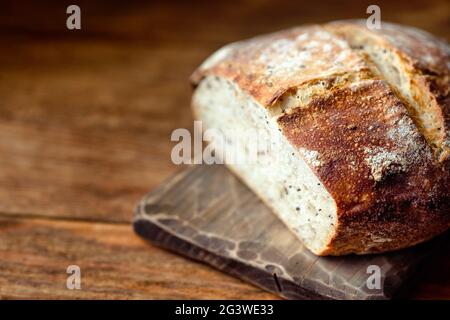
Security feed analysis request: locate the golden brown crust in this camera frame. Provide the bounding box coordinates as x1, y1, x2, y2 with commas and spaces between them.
191, 25, 367, 107
278, 80, 448, 255
191, 21, 450, 255
327, 20, 450, 163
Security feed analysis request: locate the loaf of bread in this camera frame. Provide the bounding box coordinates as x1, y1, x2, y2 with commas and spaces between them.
190, 20, 450, 255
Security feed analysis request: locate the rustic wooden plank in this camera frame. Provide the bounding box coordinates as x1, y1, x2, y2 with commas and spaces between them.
1, 0, 448, 42
0, 39, 206, 222
134, 165, 450, 300
0, 215, 277, 299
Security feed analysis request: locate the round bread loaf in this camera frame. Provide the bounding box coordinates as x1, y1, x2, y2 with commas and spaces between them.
190, 20, 450, 255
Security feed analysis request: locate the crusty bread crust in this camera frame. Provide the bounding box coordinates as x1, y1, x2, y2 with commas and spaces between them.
191, 20, 450, 255
328, 20, 450, 163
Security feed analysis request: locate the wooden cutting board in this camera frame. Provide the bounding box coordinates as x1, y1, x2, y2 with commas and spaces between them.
133, 164, 446, 300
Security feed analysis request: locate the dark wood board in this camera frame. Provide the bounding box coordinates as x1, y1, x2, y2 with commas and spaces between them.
134, 165, 447, 300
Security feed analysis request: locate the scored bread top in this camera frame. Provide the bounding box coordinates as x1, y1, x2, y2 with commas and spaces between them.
327, 20, 450, 163
340, 20, 450, 80
191, 25, 368, 107
191, 20, 449, 254
191, 20, 449, 162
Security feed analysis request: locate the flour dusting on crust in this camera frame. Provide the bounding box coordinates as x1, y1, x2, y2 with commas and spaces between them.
364, 114, 432, 182
298, 148, 322, 167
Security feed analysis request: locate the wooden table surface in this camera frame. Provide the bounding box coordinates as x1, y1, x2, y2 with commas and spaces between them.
0, 0, 448, 299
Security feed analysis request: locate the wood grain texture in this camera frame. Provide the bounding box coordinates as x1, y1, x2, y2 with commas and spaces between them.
134, 165, 449, 300
0, 0, 448, 299
0, 40, 198, 222
0, 215, 276, 299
